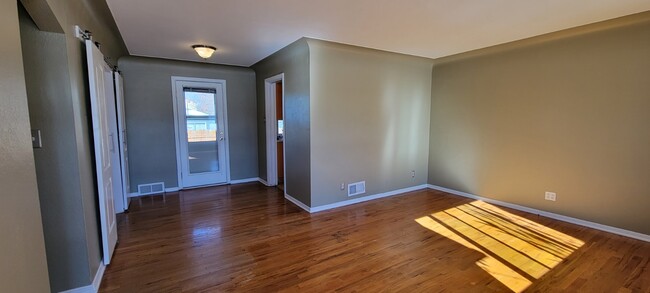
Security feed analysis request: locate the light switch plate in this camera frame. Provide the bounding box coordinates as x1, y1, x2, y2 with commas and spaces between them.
31, 129, 42, 148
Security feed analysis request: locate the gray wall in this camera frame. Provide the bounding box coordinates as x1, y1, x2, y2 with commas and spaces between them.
19, 0, 128, 290
428, 12, 650, 234
251, 39, 311, 206
308, 40, 433, 206
42, 0, 128, 286
118, 56, 258, 190
19, 5, 93, 291
0, 1, 50, 292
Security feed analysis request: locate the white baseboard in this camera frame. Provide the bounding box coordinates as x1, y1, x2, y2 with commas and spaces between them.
127, 178, 270, 197
258, 178, 270, 186
59, 262, 105, 293
92, 262, 105, 292
283, 184, 428, 213
230, 177, 260, 184
126, 178, 271, 197
310, 184, 428, 213
427, 184, 650, 242
284, 193, 311, 212
128, 187, 179, 198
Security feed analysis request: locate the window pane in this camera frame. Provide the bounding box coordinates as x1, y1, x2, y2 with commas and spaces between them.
184, 89, 219, 174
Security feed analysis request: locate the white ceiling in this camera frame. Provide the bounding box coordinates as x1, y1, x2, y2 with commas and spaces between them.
106, 0, 650, 67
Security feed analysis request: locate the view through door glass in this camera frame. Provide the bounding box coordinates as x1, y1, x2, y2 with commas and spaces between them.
184, 87, 219, 174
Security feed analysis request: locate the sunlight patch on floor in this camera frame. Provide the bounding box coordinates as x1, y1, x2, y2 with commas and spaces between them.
415, 200, 584, 292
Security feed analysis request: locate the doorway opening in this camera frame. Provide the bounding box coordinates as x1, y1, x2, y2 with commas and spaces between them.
172, 77, 230, 189
264, 73, 285, 192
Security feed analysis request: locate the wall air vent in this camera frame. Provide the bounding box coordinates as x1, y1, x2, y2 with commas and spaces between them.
138, 182, 165, 196
348, 181, 366, 197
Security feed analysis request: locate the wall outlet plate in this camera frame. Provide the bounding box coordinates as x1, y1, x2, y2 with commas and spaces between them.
545, 192, 557, 201
31, 129, 42, 148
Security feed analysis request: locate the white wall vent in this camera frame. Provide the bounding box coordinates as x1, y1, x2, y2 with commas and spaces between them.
138, 182, 165, 196
348, 181, 366, 197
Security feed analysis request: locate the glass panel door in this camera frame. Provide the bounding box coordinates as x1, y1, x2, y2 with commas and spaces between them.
184, 88, 219, 174
174, 78, 228, 188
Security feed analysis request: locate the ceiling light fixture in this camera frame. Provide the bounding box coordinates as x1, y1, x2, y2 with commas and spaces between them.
192, 44, 217, 59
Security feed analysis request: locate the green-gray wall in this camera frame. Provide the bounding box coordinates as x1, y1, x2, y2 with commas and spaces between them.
308, 40, 433, 206
252, 39, 312, 206
0, 1, 50, 292
19, 5, 94, 291
118, 56, 258, 190
17, 0, 128, 290
428, 12, 650, 235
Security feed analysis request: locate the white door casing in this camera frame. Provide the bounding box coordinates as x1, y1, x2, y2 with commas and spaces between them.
172, 77, 230, 188
264, 73, 285, 188
86, 39, 118, 265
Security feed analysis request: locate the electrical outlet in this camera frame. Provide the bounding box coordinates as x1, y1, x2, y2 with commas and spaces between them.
340, 183, 345, 190
411, 170, 416, 178
545, 192, 556, 201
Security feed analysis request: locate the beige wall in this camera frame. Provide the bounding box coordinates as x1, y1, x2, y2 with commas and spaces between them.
0, 0, 50, 291
309, 40, 433, 206
428, 12, 650, 234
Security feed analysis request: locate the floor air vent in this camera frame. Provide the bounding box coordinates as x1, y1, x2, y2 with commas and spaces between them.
138, 182, 165, 195
348, 181, 366, 197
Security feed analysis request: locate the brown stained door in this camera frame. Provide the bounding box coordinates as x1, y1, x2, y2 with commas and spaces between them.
276, 82, 284, 185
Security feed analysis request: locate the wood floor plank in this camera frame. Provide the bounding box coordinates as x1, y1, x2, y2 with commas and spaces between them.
99, 183, 650, 292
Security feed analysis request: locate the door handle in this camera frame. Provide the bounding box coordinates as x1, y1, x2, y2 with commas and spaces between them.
109, 133, 115, 152
219, 131, 224, 141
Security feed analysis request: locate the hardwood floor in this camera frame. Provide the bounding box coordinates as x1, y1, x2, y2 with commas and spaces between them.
100, 183, 650, 292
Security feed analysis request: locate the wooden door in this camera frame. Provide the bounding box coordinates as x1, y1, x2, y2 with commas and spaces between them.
276, 82, 284, 184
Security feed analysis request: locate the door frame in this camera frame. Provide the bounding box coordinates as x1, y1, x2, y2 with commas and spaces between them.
171, 76, 231, 189
264, 73, 286, 189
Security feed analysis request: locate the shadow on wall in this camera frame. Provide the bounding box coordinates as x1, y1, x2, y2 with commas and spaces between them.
378, 79, 428, 180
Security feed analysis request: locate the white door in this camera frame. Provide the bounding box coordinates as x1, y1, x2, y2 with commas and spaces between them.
114, 72, 130, 211
86, 39, 118, 265
172, 77, 229, 188
104, 70, 125, 214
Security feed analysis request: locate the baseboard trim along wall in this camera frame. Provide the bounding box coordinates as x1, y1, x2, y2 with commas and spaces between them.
284, 184, 429, 213
284, 193, 311, 212
311, 184, 429, 212
427, 184, 650, 242
127, 178, 266, 198
230, 177, 260, 184
127, 187, 179, 198
257, 178, 270, 186
59, 262, 105, 293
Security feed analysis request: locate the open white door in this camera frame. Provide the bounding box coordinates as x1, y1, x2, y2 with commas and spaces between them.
114, 72, 130, 211
86, 39, 118, 265
104, 71, 125, 215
